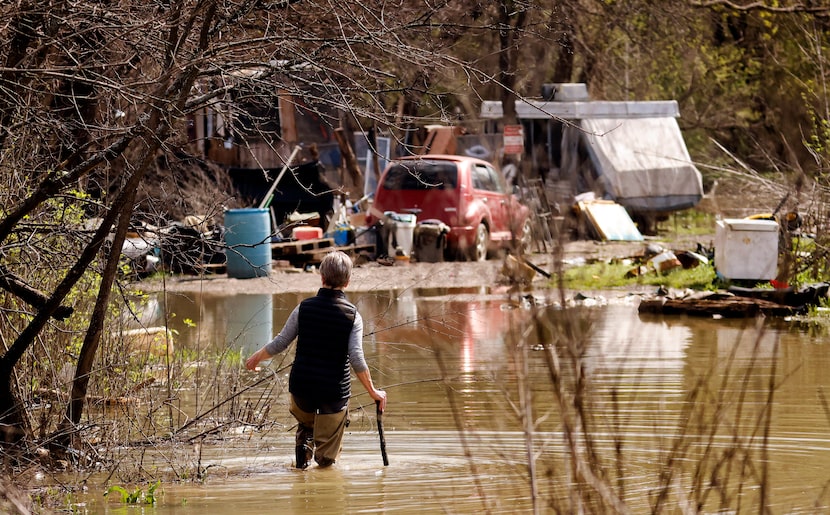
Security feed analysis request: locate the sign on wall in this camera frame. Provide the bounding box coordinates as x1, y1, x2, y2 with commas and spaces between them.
503, 125, 524, 155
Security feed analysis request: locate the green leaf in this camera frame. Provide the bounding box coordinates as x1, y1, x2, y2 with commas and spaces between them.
104, 485, 129, 504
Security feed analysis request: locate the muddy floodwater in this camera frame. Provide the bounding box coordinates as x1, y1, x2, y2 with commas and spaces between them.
68, 287, 830, 513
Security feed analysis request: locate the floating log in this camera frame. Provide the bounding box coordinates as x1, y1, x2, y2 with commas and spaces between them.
638, 295, 805, 318
728, 282, 829, 307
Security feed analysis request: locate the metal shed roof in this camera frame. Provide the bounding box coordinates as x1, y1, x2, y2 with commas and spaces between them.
480, 100, 680, 120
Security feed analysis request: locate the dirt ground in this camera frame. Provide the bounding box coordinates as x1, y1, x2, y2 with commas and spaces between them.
139, 237, 669, 296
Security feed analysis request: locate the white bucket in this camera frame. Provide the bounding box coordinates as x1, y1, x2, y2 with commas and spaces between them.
386, 212, 417, 257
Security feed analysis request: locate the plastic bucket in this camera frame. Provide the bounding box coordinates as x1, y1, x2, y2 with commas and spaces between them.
224, 208, 272, 279
414, 221, 448, 263
390, 213, 416, 257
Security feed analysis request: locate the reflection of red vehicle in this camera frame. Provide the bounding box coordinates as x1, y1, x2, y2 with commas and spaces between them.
366, 155, 531, 261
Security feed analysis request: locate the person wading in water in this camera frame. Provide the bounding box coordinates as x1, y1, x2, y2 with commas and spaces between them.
246, 250, 387, 469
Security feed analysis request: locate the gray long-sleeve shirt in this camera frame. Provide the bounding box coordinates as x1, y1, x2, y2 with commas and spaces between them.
264, 305, 369, 373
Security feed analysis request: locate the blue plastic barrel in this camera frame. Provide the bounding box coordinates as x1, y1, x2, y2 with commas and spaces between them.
224, 208, 272, 279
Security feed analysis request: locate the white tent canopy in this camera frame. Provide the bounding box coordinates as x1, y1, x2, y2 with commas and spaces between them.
481, 90, 704, 213
577, 117, 703, 211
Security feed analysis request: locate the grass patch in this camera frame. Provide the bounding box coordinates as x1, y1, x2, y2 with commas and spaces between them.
563, 260, 717, 290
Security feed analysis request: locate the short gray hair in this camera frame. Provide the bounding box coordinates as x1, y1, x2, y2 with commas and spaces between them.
320, 250, 352, 288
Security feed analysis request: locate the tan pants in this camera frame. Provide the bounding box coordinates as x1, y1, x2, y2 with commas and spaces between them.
289, 395, 349, 467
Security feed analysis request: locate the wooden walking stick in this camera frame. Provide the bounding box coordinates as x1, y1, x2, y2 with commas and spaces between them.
376, 400, 389, 466
259, 145, 302, 209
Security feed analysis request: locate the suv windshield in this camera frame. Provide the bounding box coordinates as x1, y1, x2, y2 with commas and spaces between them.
381, 162, 458, 190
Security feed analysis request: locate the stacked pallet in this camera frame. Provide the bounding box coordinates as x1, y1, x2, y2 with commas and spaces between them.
271, 238, 374, 266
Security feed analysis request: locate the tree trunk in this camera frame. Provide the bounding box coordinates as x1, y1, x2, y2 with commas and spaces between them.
497, 1, 528, 126
56, 154, 149, 447
53, 2, 217, 449
0, 192, 124, 445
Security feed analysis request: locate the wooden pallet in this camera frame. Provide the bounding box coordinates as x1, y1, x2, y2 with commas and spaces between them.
195, 262, 226, 275
268, 237, 375, 266
308, 243, 375, 258
271, 238, 334, 258
284, 243, 377, 266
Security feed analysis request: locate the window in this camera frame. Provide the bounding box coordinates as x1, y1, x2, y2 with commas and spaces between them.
230, 85, 281, 138
381, 162, 458, 190
472, 164, 503, 193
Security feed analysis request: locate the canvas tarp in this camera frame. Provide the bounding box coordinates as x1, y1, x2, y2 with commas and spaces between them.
563, 117, 703, 212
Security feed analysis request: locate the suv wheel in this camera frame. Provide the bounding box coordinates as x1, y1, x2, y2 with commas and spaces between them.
470, 223, 488, 262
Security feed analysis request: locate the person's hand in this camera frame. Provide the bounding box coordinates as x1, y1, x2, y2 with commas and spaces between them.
245, 349, 266, 371
373, 389, 387, 412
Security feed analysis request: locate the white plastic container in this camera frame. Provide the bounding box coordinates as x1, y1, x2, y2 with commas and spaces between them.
386, 212, 417, 257
714, 218, 779, 280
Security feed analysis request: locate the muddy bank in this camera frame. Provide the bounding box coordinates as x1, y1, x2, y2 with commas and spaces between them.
137, 238, 655, 295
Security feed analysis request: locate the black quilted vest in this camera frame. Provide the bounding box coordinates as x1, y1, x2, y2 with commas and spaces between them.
289, 288, 357, 404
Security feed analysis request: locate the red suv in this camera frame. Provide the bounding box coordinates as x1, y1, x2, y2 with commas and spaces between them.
366, 154, 531, 261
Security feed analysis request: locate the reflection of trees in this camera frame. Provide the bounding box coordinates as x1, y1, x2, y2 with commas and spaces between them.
465, 301, 830, 513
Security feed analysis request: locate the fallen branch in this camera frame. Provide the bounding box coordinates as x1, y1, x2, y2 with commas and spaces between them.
0, 265, 73, 320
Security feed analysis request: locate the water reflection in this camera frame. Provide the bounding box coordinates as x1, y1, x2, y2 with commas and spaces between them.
595, 304, 691, 369
224, 294, 273, 356
92, 288, 830, 513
